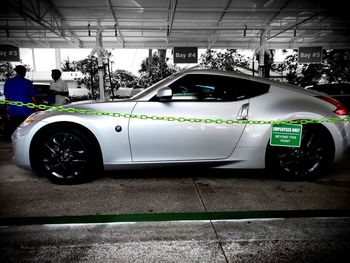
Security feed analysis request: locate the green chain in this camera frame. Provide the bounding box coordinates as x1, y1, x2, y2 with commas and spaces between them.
1, 99, 349, 125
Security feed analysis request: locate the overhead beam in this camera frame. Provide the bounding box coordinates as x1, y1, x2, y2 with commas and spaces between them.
216, 0, 233, 26
1, 1, 348, 50
51, 5, 346, 14
166, 0, 178, 48
6, 39, 349, 49
267, 12, 323, 41
5, 0, 83, 47
44, 0, 83, 47
209, 0, 233, 45
3, 25, 349, 32
107, 0, 125, 48
2, 34, 346, 41
265, 0, 293, 26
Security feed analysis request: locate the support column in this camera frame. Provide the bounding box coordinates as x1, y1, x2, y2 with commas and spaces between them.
31, 48, 36, 71
90, 19, 106, 101
252, 57, 255, 76
97, 40, 105, 101
55, 48, 61, 70
96, 19, 105, 101
148, 49, 152, 77
258, 30, 267, 78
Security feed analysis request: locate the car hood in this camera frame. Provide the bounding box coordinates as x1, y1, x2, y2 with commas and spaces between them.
30, 99, 137, 122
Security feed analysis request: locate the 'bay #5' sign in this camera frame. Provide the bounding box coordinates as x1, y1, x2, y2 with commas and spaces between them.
173, 47, 198, 63
298, 47, 322, 64
0, 45, 20, 62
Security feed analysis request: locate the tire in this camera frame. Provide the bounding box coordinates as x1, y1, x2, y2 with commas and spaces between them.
35, 127, 96, 184
266, 124, 332, 180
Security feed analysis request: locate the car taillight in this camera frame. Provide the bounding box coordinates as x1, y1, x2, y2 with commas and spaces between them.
317, 96, 348, 115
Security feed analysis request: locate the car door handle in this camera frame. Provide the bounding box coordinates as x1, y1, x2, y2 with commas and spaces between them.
236, 103, 249, 120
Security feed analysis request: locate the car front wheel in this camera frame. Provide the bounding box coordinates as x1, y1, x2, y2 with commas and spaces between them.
35, 127, 95, 184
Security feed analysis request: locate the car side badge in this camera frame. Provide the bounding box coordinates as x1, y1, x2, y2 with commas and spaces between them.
115, 125, 122, 132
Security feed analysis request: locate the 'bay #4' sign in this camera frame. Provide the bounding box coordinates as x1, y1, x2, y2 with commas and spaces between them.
173, 47, 198, 63
270, 124, 303, 147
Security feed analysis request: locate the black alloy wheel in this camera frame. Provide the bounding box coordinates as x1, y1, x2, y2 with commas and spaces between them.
37, 128, 93, 184
267, 125, 330, 180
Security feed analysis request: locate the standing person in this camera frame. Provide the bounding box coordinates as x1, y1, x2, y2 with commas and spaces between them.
4, 65, 37, 140
50, 69, 69, 105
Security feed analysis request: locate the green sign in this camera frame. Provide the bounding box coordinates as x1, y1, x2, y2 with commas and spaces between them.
270, 124, 302, 147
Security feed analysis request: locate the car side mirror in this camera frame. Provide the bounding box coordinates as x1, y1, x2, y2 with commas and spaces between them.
156, 87, 173, 102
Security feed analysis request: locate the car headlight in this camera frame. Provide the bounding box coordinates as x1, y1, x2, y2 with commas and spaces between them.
20, 111, 47, 127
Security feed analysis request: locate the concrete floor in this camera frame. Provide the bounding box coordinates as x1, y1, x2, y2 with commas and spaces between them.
1, 217, 350, 263
0, 139, 350, 262
1, 139, 350, 218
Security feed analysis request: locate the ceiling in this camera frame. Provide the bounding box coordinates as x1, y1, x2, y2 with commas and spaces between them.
1, 0, 349, 50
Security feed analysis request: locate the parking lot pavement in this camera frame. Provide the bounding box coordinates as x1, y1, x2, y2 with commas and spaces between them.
1, 139, 350, 262
1, 217, 349, 262
0, 139, 350, 218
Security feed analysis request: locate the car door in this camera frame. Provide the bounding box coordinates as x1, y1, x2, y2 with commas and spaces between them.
128, 74, 250, 162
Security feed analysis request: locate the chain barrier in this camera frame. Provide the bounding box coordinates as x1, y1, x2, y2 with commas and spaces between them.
1, 99, 349, 125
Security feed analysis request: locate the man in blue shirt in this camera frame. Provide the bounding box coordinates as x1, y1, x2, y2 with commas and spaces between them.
4, 65, 37, 140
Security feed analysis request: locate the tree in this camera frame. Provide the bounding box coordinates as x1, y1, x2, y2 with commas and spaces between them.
272, 49, 350, 87
272, 49, 323, 86
0, 62, 14, 80
75, 51, 116, 100
61, 58, 77, 71
113, 70, 137, 87
138, 51, 179, 87
75, 56, 99, 99
199, 49, 250, 72
0, 63, 31, 81
322, 49, 350, 83
74, 52, 138, 100
109, 69, 138, 98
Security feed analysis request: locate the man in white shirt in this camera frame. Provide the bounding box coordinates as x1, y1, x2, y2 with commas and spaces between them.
50, 69, 69, 105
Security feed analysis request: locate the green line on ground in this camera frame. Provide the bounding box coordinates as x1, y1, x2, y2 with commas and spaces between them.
1, 209, 349, 226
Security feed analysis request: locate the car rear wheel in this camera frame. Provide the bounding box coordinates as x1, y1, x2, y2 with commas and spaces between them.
36, 127, 95, 184
266, 125, 332, 180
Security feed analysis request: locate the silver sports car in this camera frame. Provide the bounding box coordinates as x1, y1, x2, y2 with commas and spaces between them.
12, 69, 350, 184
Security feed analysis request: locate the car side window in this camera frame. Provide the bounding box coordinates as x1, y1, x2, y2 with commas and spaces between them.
162, 74, 269, 102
